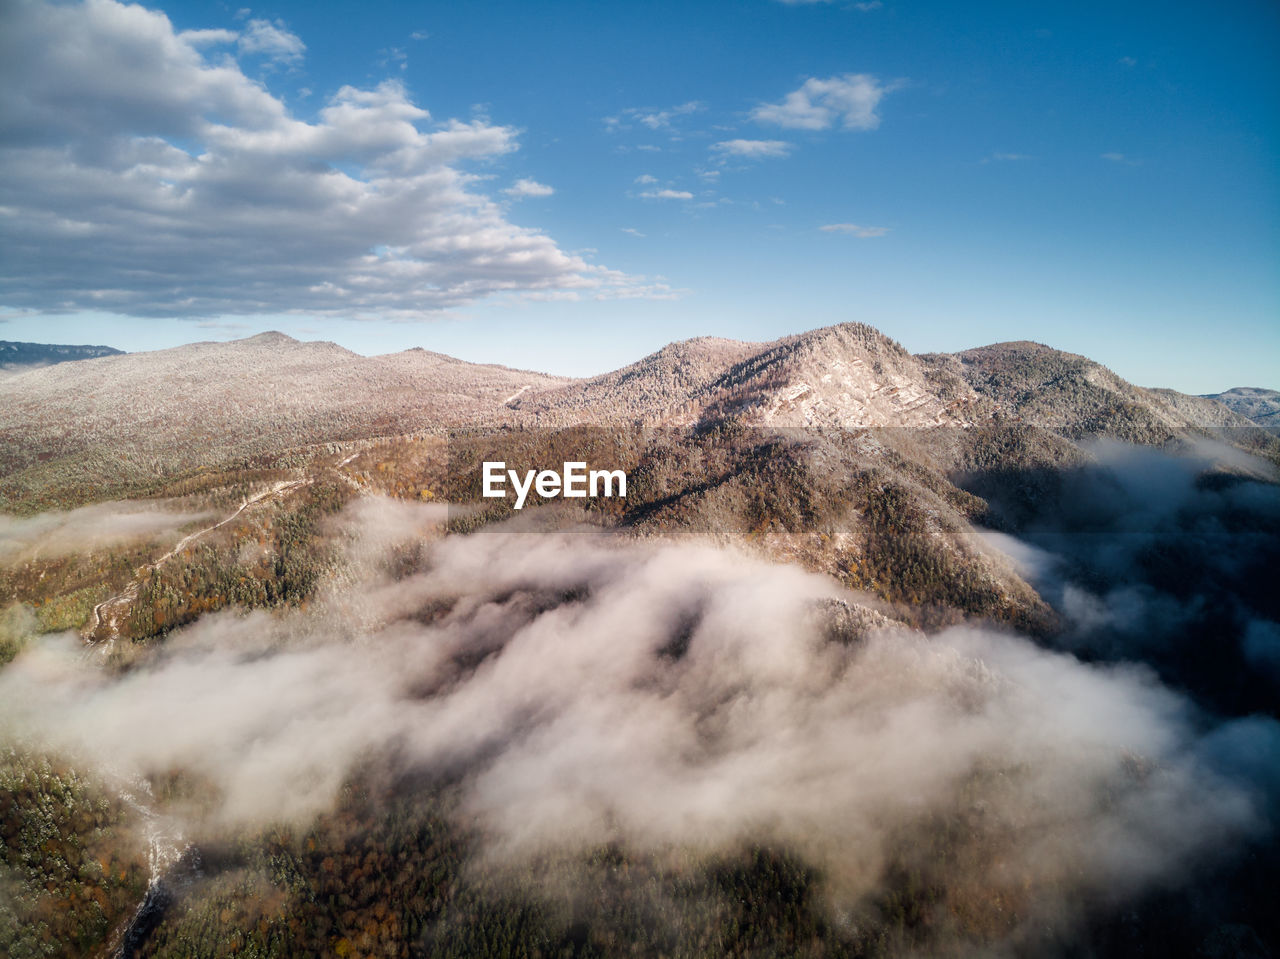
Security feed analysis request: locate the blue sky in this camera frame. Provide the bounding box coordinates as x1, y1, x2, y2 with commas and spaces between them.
1, 0, 1276, 392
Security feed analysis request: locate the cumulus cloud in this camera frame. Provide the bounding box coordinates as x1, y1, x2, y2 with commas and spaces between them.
503, 178, 554, 199
819, 222, 889, 237
711, 138, 792, 161
752, 73, 894, 131
0, 0, 659, 319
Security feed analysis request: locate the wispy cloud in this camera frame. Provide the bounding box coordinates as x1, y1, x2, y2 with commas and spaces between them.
238, 17, 305, 66
504, 178, 555, 199
1101, 152, 1143, 166
605, 101, 704, 133
779, 0, 883, 6
711, 139, 793, 161
641, 189, 694, 200
983, 152, 1031, 163
820, 223, 890, 237
620, 227, 645, 237
752, 73, 895, 131
378, 46, 408, 71
634, 174, 658, 184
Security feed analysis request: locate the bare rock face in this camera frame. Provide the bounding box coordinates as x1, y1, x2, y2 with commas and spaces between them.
707, 323, 982, 428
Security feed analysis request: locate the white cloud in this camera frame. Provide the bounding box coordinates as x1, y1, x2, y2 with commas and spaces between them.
633, 100, 702, 130
640, 189, 694, 200
752, 73, 894, 131
410, 30, 430, 41
504, 178, 554, 198
620, 227, 645, 237
853, 1, 884, 9
0, 0, 660, 319
378, 46, 408, 71
1101, 152, 1142, 166
178, 27, 238, 46
820, 223, 890, 237
606, 101, 703, 133
711, 139, 792, 160
237, 17, 305, 66
634, 173, 658, 184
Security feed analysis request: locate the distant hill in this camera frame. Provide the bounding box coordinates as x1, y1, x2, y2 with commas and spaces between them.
917, 340, 1258, 440
0, 339, 122, 373
2, 324, 1275, 514
0, 331, 568, 506
1202, 387, 1280, 428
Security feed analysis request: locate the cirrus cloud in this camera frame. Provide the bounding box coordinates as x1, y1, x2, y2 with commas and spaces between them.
0, 0, 660, 321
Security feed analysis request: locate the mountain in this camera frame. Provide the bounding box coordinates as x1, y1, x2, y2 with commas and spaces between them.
5, 324, 1277, 514
917, 340, 1258, 438
1203, 386, 1280, 428
0, 339, 123, 374
518, 323, 985, 428
512, 335, 762, 425
4, 321, 1279, 959
0, 332, 567, 508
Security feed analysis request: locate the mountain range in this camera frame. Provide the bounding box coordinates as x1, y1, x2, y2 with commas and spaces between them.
2, 321, 1279, 959
1, 324, 1273, 509
0, 338, 123, 374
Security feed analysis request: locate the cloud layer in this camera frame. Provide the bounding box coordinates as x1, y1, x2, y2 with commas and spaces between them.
0, 0, 654, 319
0, 500, 212, 562
1, 499, 1273, 945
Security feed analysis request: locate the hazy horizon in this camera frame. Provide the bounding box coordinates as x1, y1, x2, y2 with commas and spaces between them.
4, 322, 1277, 397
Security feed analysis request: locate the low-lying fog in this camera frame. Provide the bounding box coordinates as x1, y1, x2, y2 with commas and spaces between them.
3, 473, 1278, 946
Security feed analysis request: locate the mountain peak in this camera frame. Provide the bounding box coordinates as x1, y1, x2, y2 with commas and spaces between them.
242, 331, 299, 346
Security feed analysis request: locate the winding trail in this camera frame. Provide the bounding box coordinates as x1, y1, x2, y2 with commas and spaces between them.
82, 478, 309, 648
503, 384, 532, 406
